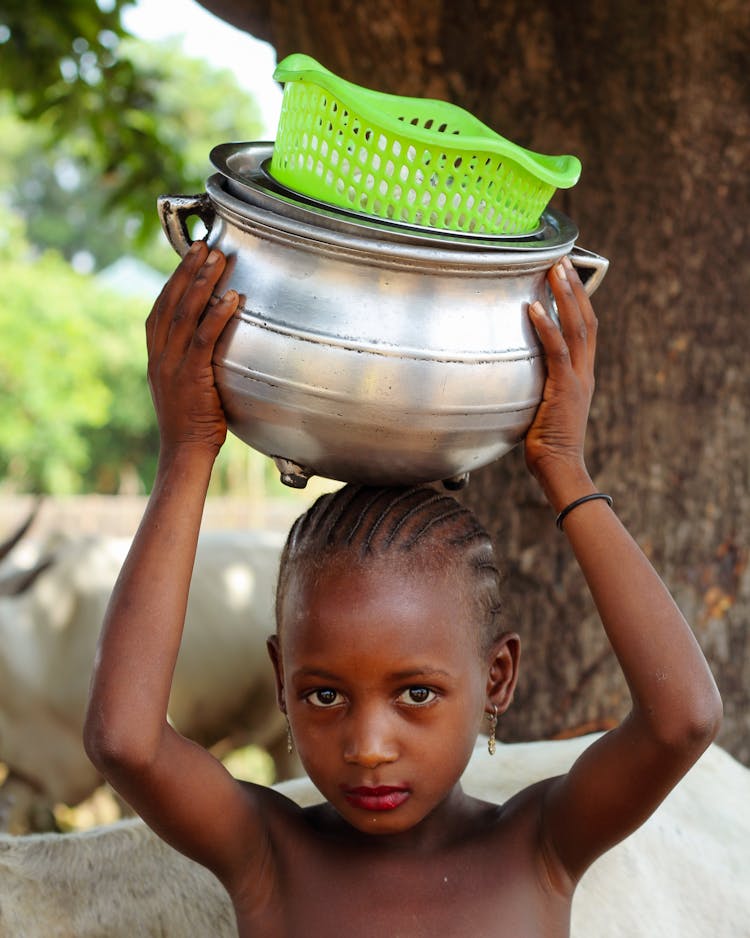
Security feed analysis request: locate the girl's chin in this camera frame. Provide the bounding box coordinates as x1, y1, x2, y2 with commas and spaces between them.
329, 796, 442, 838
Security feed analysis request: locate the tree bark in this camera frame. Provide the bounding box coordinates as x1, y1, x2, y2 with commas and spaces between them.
198, 0, 750, 763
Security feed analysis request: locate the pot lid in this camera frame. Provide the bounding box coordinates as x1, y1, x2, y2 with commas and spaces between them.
209, 142, 578, 252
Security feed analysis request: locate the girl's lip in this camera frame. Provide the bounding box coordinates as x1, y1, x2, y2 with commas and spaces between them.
342, 785, 411, 811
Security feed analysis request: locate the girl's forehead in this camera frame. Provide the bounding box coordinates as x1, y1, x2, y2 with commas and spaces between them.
285, 552, 461, 611
279, 555, 478, 657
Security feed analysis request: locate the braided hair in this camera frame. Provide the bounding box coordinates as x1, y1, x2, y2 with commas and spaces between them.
275, 484, 505, 655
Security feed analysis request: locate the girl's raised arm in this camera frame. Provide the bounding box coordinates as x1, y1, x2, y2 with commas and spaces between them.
525, 259, 722, 885
84, 245, 270, 892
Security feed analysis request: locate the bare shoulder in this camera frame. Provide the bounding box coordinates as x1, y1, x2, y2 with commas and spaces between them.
238, 780, 310, 825
483, 776, 558, 828
505, 776, 567, 836
224, 783, 308, 897
236, 780, 330, 849
480, 778, 575, 891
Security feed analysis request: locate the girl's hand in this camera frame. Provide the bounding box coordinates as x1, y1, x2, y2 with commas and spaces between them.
524, 256, 598, 508
145, 243, 241, 458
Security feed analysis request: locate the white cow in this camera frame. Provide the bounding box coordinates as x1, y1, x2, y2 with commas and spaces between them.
0, 527, 299, 833
462, 735, 750, 938
0, 816, 235, 938
0, 734, 748, 938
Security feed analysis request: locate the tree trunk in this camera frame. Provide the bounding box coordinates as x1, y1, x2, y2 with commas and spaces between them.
198, 0, 750, 763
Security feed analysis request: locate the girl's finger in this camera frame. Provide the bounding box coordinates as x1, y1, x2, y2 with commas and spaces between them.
529, 299, 572, 378
563, 256, 598, 374
189, 290, 241, 358
146, 241, 208, 352
550, 261, 589, 373
165, 250, 228, 356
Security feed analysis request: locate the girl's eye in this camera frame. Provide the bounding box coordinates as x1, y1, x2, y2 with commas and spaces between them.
307, 688, 343, 708
398, 686, 437, 706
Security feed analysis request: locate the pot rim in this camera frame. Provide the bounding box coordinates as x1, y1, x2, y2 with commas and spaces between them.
206, 173, 579, 272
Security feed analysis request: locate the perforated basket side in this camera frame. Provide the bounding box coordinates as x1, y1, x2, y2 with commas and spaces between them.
271, 81, 555, 234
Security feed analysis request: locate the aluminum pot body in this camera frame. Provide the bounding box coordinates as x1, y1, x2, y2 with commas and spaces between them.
158, 175, 608, 487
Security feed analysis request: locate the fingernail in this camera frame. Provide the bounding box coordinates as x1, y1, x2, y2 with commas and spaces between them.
564, 256, 580, 281
223, 289, 238, 302
530, 301, 547, 316
206, 249, 221, 265
208, 294, 220, 306
563, 255, 574, 270
555, 261, 567, 280
188, 241, 203, 255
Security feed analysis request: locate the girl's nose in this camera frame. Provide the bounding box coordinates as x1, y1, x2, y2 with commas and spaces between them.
343, 710, 399, 768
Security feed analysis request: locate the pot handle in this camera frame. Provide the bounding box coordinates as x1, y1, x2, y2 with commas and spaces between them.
569, 246, 610, 297
157, 193, 216, 258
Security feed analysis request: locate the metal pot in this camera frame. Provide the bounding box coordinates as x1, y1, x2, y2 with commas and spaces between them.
158, 143, 608, 489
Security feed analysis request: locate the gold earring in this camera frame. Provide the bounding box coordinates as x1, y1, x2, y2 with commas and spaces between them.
487, 705, 498, 756
286, 715, 294, 754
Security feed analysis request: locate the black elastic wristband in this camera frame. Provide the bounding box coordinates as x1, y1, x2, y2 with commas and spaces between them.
555, 493, 614, 531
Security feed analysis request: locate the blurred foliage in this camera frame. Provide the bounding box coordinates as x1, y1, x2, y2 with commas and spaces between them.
0, 213, 300, 495
0, 96, 173, 275
0, 0, 264, 254
0, 0, 290, 495
0, 213, 157, 492
2, 0, 183, 246
0, 5, 264, 269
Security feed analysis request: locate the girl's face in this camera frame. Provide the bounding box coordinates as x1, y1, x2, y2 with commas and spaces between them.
272, 556, 492, 837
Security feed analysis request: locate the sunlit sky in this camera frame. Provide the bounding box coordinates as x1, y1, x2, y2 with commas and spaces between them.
121, 0, 281, 135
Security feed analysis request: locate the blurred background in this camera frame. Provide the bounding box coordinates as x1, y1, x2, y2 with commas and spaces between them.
0, 0, 331, 525
0, 0, 327, 834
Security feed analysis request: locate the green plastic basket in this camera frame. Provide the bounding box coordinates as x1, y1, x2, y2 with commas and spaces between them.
270, 54, 581, 235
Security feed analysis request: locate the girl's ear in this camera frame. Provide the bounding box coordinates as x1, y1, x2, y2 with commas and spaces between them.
485, 631, 521, 715
266, 634, 287, 712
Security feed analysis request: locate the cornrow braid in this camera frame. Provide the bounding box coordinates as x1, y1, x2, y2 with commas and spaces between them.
275, 484, 505, 654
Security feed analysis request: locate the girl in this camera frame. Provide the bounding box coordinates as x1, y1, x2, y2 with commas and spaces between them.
84, 243, 721, 937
